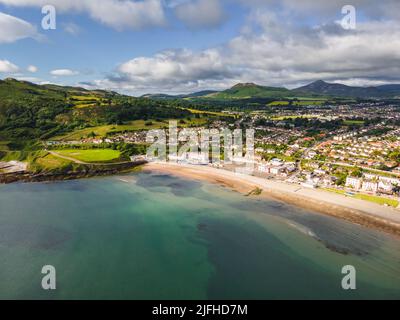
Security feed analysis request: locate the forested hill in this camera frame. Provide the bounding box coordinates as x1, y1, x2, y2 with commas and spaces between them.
0, 78, 191, 147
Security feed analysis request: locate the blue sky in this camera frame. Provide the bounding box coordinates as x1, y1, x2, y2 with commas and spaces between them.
1, 0, 400, 95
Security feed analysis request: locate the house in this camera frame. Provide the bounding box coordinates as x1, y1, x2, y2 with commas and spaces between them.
322, 176, 336, 186
286, 163, 297, 172
346, 177, 362, 190
258, 164, 270, 173
301, 180, 317, 189
362, 181, 378, 193
270, 158, 284, 167
309, 162, 320, 169
270, 167, 283, 175
380, 176, 400, 186
185, 152, 209, 165
314, 169, 326, 175
378, 181, 394, 194
307, 151, 317, 159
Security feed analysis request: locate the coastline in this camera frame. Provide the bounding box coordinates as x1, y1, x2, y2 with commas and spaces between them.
144, 162, 400, 237
0, 161, 147, 184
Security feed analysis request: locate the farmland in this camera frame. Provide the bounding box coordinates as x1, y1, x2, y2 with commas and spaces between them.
52, 118, 208, 141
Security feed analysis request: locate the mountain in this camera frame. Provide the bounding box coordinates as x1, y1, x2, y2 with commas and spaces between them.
184, 90, 219, 98
375, 84, 400, 97
208, 83, 290, 99
141, 83, 292, 100
157, 80, 400, 100
293, 80, 400, 98
0, 77, 117, 102
141, 90, 218, 100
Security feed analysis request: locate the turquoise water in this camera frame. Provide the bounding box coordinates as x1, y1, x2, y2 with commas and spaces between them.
0, 171, 399, 299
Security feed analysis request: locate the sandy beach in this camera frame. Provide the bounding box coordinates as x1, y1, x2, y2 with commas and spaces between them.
145, 162, 400, 237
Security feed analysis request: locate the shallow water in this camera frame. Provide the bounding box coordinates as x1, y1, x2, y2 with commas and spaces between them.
0, 172, 399, 299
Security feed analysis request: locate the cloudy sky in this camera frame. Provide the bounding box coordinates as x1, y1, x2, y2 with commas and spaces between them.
1, 0, 400, 95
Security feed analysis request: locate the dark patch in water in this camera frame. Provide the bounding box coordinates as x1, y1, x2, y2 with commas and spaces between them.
197, 223, 207, 232
226, 196, 382, 257
0, 223, 71, 250
136, 173, 203, 197
322, 242, 351, 255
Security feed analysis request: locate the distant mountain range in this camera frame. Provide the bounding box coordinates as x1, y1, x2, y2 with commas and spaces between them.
141, 90, 219, 100
143, 80, 400, 100
1, 78, 400, 103
293, 80, 400, 98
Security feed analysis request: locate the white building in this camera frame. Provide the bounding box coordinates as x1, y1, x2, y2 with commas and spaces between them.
270, 158, 284, 167
270, 167, 283, 175
378, 181, 394, 194
362, 181, 378, 193
258, 164, 270, 173
301, 180, 317, 189
380, 176, 400, 186
307, 151, 317, 159
314, 169, 326, 175
346, 177, 362, 190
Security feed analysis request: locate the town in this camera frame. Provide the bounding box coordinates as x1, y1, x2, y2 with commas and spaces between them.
42, 101, 400, 208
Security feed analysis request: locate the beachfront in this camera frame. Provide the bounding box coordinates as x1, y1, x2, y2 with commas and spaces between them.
145, 162, 400, 237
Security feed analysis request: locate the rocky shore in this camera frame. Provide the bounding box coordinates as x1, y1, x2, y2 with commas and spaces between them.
0, 161, 147, 184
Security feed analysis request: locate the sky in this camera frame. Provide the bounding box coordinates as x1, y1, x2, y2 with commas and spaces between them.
0, 0, 400, 96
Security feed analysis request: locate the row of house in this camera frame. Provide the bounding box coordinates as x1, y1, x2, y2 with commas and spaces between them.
345, 176, 398, 194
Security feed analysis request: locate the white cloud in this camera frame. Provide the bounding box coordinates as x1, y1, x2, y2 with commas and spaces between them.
101, 48, 236, 93
174, 0, 225, 29
0, 0, 167, 30
239, 0, 400, 18
50, 69, 79, 76
98, 10, 400, 94
0, 12, 39, 43
27, 65, 38, 73
63, 22, 81, 35
0, 59, 19, 73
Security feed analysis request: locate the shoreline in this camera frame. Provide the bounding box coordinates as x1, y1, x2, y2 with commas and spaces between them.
144, 162, 400, 237
0, 161, 147, 184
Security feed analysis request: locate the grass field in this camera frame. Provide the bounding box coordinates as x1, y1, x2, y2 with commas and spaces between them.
354, 193, 399, 207
33, 154, 72, 170
52, 118, 208, 141
53, 149, 122, 163
323, 188, 399, 207
293, 100, 326, 106
268, 99, 326, 106
0, 141, 9, 151
184, 108, 236, 117
270, 115, 316, 121
70, 95, 105, 109
267, 101, 290, 106
71, 95, 100, 101
344, 120, 365, 125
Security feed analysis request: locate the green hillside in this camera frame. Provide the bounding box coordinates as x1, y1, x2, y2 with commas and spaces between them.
0, 78, 192, 149
209, 83, 291, 99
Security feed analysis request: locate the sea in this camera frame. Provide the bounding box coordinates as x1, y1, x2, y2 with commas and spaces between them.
0, 171, 399, 299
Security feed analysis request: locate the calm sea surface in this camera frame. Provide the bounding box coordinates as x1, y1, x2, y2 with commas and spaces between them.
0, 171, 399, 299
